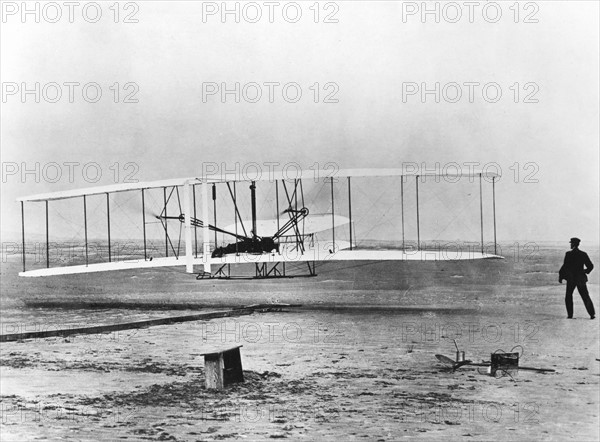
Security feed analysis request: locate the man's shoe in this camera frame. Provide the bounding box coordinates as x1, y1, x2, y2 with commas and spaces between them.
567, 316, 573, 319
591, 316, 595, 320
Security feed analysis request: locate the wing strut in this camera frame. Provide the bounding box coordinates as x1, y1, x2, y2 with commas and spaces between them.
193, 185, 198, 258
201, 180, 211, 274
141, 189, 147, 261
492, 176, 497, 255
184, 182, 193, 273
479, 173, 484, 254
330, 177, 335, 251
276, 181, 280, 232
45, 200, 49, 268
226, 182, 248, 237
212, 184, 218, 246
20, 201, 25, 272
106, 193, 112, 262
163, 187, 168, 257
400, 175, 405, 251
233, 182, 238, 254
84, 196, 89, 266
415, 175, 420, 251
250, 181, 257, 237
347, 176, 353, 250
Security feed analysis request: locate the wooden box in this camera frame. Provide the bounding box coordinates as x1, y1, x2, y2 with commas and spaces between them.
200, 345, 244, 390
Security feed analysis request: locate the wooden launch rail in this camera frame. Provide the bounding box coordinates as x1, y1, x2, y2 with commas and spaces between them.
0, 305, 293, 343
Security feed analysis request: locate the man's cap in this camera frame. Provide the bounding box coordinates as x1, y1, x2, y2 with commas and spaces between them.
570, 237, 581, 244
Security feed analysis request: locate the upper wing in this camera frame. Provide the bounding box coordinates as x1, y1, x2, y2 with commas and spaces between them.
17, 168, 500, 202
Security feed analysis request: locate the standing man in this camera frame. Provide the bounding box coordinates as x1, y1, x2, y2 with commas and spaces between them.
559, 238, 595, 319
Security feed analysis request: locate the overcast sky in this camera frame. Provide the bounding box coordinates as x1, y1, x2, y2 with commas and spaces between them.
1, 1, 598, 245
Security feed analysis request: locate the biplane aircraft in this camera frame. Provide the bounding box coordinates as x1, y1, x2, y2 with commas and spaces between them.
16, 168, 502, 279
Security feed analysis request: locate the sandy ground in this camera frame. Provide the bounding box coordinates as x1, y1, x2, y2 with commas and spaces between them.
1, 243, 599, 441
